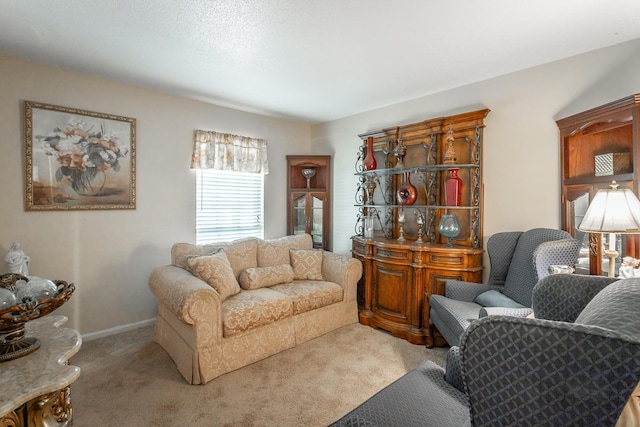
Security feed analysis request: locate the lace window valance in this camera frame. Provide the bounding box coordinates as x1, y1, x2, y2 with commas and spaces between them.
190, 130, 269, 174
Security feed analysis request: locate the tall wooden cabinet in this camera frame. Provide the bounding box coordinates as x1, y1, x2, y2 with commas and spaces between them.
352, 109, 489, 347
287, 155, 331, 250
556, 94, 640, 276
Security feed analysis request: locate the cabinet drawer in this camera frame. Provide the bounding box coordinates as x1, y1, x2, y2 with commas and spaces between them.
352, 240, 369, 256
374, 247, 412, 263
427, 252, 467, 267
426, 251, 481, 268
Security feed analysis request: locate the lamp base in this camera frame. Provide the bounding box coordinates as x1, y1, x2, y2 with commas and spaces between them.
604, 249, 619, 278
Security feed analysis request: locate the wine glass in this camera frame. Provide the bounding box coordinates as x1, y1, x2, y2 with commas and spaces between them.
301, 168, 316, 188
438, 214, 461, 247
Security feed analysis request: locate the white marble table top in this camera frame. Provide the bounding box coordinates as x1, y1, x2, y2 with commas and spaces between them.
0, 315, 81, 417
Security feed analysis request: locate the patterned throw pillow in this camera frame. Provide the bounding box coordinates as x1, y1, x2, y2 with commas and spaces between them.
290, 249, 323, 281
187, 252, 241, 301
474, 290, 526, 308
238, 264, 294, 290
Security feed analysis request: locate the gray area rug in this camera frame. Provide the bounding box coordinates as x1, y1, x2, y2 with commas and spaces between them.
70, 322, 448, 426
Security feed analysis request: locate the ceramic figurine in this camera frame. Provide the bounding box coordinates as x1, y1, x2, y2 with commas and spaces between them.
4, 242, 30, 276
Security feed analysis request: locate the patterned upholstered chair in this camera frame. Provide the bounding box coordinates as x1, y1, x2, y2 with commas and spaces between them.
430, 228, 581, 346
331, 274, 640, 427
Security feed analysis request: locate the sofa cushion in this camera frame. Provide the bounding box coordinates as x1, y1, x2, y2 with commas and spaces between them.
172, 238, 258, 279
224, 238, 259, 279
187, 252, 241, 301
222, 288, 294, 337
238, 264, 294, 290
270, 280, 343, 314
290, 248, 324, 280
429, 294, 481, 344
257, 241, 290, 267
172, 242, 224, 269
258, 235, 314, 267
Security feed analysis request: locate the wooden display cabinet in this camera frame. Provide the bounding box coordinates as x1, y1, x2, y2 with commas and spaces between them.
352, 109, 489, 347
287, 155, 331, 250
556, 94, 640, 276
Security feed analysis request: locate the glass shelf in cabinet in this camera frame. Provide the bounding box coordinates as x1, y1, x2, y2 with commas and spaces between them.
563, 173, 633, 186
355, 204, 477, 209
355, 164, 479, 177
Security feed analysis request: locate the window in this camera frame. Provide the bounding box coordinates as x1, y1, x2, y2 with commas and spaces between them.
191, 129, 268, 244
196, 170, 264, 244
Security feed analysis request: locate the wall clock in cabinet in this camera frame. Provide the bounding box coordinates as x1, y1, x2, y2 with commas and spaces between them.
287, 155, 331, 250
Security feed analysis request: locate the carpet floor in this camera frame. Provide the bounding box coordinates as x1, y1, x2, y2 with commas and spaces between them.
70, 322, 448, 427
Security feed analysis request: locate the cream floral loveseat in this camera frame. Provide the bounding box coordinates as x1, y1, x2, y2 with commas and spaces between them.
148, 234, 362, 385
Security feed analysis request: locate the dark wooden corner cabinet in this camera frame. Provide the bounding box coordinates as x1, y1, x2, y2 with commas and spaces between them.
557, 94, 640, 277
287, 155, 331, 250
351, 109, 489, 347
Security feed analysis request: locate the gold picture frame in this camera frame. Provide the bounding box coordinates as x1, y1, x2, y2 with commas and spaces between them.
24, 101, 136, 211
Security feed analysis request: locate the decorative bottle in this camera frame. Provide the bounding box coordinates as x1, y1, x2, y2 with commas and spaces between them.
396, 172, 417, 205
438, 214, 461, 247
363, 136, 377, 171
444, 168, 462, 207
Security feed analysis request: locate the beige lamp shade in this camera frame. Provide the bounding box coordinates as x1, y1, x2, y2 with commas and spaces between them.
578, 182, 640, 234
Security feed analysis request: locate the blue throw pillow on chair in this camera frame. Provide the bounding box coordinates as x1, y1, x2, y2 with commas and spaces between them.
474, 290, 526, 308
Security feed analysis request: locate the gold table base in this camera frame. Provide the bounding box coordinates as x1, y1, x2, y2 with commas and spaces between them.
1, 386, 72, 427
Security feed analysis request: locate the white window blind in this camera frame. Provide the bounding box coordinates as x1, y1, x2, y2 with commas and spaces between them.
196, 170, 264, 244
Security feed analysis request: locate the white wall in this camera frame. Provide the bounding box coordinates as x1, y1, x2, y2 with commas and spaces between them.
3, 37, 640, 336
0, 55, 311, 335
314, 38, 640, 257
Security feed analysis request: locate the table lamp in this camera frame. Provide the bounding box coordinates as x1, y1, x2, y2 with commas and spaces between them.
578, 181, 640, 277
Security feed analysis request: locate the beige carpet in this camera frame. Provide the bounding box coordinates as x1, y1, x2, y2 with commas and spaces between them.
70, 322, 448, 427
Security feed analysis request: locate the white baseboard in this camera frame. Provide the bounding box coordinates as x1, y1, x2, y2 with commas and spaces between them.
81, 318, 155, 342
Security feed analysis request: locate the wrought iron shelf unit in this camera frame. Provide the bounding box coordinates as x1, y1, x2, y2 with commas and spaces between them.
351, 109, 490, 347
355, 164, 479, 177
353, 110, 487, 247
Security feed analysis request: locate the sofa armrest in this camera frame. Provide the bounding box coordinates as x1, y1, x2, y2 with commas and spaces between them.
321, 251, 363, 302
532, 274, 617, 322
460, 316, 640, 426
148, 265, 223, 345
533, 238, 581, 280
444, 346, 465, 392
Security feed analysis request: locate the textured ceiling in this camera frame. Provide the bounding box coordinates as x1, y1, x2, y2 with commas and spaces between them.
2, 0, 640, 123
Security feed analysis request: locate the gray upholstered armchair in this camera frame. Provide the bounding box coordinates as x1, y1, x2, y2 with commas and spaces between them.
331, 274, 640, 427
430, 228, 581, 346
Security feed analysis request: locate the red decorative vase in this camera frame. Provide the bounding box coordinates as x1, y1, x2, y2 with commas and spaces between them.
396, 172, 417, 205
363, 136, 377, 171
445, 168, 462, 206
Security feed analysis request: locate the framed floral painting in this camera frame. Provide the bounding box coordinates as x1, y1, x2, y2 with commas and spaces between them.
24, 101, 136, 210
